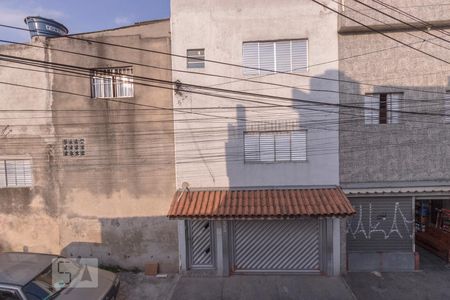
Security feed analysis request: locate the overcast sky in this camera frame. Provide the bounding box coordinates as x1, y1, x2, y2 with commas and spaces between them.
0, 0, 170, 42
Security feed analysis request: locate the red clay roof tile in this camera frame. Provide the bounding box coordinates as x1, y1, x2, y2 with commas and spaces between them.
168, 187, 355, 219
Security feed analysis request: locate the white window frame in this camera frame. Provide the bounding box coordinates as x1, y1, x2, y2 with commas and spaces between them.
91, 67, 134, 99
0, 159, 33, 188
242, 39, 308, 75
187, 49, 205, 68
244, 130, 307, 163
364, 93, 402, 125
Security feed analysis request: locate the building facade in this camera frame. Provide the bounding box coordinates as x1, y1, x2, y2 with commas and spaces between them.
338, 0, 450, 271
169, 0, 354, 276
0, 19, 179, 273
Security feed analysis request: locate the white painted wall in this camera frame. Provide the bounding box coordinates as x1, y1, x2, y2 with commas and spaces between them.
171, 0, 340, 188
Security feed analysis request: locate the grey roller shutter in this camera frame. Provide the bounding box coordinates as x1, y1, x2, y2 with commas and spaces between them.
5, 160, 33, 187
275, 41, 291, 72
291, 131, 307, 161
244, 133, 260, 162
243, 42, 259, 75
259, 133, 275, 162
347, 197, 414, 252
232, 220, 320, 272
291, 40, 308, 72
275, 132, 290, 161
0, 161, 5, 188
259, 42, 275, 74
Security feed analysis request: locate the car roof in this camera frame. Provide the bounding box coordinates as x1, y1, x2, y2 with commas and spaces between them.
0, 252, 57, 286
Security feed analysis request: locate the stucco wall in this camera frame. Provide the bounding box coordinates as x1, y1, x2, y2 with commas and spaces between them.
338, 6, 450, 185
0, 20, 179, 273
0, 41, 60, 254
171, 0, 340, 189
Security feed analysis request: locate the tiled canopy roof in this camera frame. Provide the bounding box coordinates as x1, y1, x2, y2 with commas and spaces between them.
167, 187, 355, 219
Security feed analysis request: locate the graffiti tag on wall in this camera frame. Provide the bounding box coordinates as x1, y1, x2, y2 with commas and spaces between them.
347, 202, 414, 240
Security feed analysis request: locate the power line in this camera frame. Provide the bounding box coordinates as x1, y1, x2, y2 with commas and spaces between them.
2, 53, 450, 119
370, 0, 450, 37
1, 23, 449, 96
332, 0, 450, 51
310, 0, 450, 64
351, 0, 450, 44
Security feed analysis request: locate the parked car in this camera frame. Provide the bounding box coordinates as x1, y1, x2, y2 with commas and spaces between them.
0, 252, 120, 299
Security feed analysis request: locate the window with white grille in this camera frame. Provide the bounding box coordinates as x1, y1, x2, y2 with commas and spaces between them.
92, 67, 133, 98
63, 138, 86, 157
243, 39, 308, 75
187, 49, 205, 68
445, 91, 450, 123
0, 159, 33, 188
244, 131, 306, 162
364, 93, 402, 125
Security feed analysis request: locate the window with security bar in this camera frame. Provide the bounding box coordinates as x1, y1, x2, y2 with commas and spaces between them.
187, 49, 205, 68
63, 138, 86, 157
0, 159, 33, 188
244, 130, 307, 163
91, 67, 133, 98
242, 39, 308, 75
364, 93, 402, 125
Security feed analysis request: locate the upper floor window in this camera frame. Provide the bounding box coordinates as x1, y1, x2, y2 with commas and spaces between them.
244, 130, 307, 163
243, 39, 308, 75
0, 159, 33, 188
91, 67, 133, 98
364, 93, 402, 125
445, 91, 450, 123
187, 49, 205, 68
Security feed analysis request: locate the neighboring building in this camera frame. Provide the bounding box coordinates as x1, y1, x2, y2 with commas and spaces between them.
0, 19, 178, 272
338, 0, 450, 271
169, 0, 354, 276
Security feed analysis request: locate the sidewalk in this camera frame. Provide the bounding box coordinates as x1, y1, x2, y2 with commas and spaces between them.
170, 275, 355, 300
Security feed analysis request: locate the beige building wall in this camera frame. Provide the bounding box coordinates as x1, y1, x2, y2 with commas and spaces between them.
0, 20, 178, 273
171, 0, 341, 189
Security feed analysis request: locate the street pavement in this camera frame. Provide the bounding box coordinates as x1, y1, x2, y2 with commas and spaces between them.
118, 249, 450, 300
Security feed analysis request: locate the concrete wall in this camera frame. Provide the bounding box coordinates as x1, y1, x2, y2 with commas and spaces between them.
171, 0, 340, 189
0, 20, 179, 273
338, 2, 450, 185
0, 41, 59, 254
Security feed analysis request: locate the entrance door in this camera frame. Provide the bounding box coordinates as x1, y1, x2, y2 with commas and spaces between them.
187, 220, 215, 269
232, 219, 319, 272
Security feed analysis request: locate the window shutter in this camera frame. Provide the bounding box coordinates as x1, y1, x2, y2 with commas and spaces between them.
275, 133, 291, 161
4, 160, 33, 187
244, 133, 260, 162
22, 160, 33, 187
364, 95, 379, 125
258, 42, 275, 74
388, 93, 401, 124
5, 160, 17, 186
445, 92, 450, 123
0, 161, 6, 188
243, 42, 259, 75
275, 41, 291, 73
259, 133, 275, 162
291, 40, 308, 72
291, 131, 307, 161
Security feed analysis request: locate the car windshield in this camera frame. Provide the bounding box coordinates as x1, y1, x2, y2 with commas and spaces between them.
22, 258, 82, 300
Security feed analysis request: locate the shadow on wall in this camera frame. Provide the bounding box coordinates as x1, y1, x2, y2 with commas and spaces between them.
60, 216, 179, 274
225, 69, 342, 188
